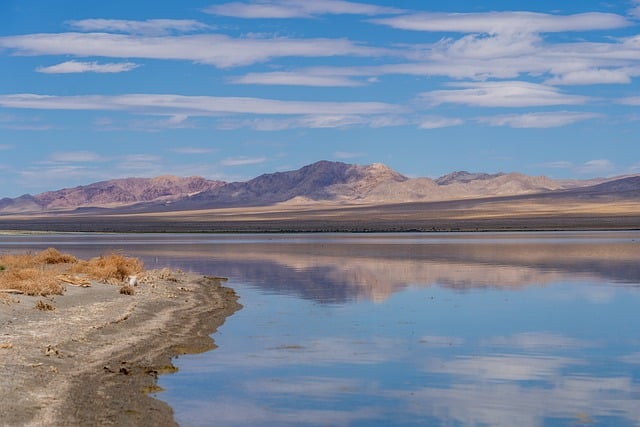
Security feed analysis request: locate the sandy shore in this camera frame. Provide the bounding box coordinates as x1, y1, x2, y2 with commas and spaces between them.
0, 270, 241, 426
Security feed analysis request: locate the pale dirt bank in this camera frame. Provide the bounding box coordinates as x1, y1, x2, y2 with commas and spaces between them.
0, 270, 241, 426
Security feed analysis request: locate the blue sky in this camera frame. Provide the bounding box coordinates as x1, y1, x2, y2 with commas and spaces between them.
1, 0, 639, 197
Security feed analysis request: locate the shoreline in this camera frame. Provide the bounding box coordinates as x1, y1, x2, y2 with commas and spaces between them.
0, 270, 241, 426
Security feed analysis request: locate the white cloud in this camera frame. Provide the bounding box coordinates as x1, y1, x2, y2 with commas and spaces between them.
575, 159, 615, 175
36, 60, 139, 74
172, 147, 216, 154
0, 93, 401, 116
221, 156, 267, 166
546, 69, 634, 85
205, 0, 402, 19
619, 96, 640, 105
371, 11, 630, 34
0, 113, 52, 131
248, 32, 640, 85
218, 114, 407, 130
230, 71, 364, 87
48, 151, 103, 163
630, 0, 640, 19
419, 335, 464, 347
420, 81, 589, 107
540, 159, 616, 176
477, 111, 601, 128
0, 33, 384, 68
418, 116, 463, 129
67, 19, 211, 35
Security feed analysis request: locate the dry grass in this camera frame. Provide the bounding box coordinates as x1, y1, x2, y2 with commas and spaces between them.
119, 284, 135, 296
0, 248, 144, 296
0, 266, 65, 296
35, 300, 55, 311
71, 253, 144, 285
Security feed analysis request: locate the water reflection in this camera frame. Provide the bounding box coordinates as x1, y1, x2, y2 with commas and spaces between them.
2, 232, 639, 426
120, 232, 640, 303
1, 232, 638, 304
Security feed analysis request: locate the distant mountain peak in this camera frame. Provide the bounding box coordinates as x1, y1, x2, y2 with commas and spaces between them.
436, 171, 505, 185
1, 161, 634, 215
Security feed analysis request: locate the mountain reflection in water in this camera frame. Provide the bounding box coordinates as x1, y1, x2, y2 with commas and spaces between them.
122, 232, 640, 303
2, 232, 639, 426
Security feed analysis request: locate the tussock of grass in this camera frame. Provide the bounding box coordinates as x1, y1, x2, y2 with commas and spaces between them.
0, 267, 64, 296
71, 253, 144, 285
35, 300, 55, 311
36, 248, 78, 265
119, 284, 135, 296
0, 248, 144, 296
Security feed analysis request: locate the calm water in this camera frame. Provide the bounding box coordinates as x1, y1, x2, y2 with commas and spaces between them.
1, 232, 639, 426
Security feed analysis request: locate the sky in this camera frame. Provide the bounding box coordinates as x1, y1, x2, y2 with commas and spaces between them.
1, 0, 639, 197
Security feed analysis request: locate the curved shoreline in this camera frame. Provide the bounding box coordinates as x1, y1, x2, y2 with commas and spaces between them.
0, 271, 241, 426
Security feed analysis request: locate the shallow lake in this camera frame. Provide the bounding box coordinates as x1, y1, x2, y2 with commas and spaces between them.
2, 232, 640, 426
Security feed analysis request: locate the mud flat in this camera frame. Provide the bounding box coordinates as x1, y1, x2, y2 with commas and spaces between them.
0, 270, 241, 426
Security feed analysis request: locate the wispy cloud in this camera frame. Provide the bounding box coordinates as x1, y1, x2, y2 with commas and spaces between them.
36, 60, 139, 74
218, 114, 407, 130
540, 159, 616, 176
237, 33, 640, 87
477, 111, 601, 128
420, 82, 589, 107
619, 96, 640, 105
630, 0, 640, 19
545, 69, 635, 85
418, 116, 463, 129
230, 71, 364, 87
48, 151, 103, 163
66, 19, 211, 35
371, 11, 630, 34
172, 147, 216, 154
0, 93, 401, 116
205, 0, 402, 19
0, 33, 384, 68
575, 159, 616, 175
0, 113, 52, 131
220, 156, 267, 166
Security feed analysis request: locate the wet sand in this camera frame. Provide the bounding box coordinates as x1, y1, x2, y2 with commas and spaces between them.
0, 270, 241, 426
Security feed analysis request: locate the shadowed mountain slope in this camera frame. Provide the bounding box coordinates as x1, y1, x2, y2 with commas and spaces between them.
0, 176, 224, 213
0, 161, 637, 215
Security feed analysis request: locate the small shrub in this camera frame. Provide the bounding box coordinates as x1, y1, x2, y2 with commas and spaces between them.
0, 265, 5, 271
36, 248, 77, 265
72, 253, 144, 284
119, 284, 135, 295
0, 267, 64, 296
35, 300, 55, 311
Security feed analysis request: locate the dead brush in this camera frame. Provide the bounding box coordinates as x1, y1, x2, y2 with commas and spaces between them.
72, 253, 144, 285
35, 300, 55, 311
0, 267, 65, 296
119, 284, 135, 295
36, 248, 78, 265
0, 248, 144, 297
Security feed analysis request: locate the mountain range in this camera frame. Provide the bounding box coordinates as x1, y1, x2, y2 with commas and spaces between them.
0, 160, 638, 215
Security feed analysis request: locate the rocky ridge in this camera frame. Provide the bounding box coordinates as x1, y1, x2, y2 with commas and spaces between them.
0, 161, 636, 214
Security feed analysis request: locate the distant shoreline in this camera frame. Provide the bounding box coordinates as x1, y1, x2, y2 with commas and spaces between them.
0, 216, 638, 233
1, 192, 638, 233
